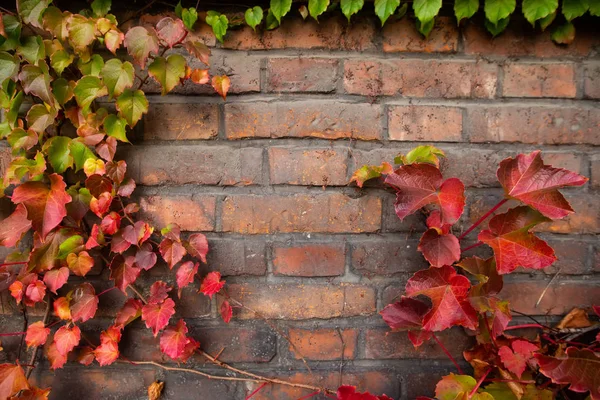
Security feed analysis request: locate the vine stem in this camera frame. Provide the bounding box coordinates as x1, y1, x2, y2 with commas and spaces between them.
461, 242, 484, 253
25, 297, 52, 379
458, 198, 508, 240
504, 324, 544, 331
432, 333, 464, 375
97, 286, 117, 297
0, 262, 27, 267
245, 382, 267, 399
469, 368, 491, 398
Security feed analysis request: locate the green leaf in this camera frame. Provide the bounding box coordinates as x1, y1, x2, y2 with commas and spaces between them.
26, 104, 57, 133
17, 36, 45, 64
551, 21, 575, 43
484, 0, 516, 24
309, 0, 330, 20
148, 54, 186, 95
0, 15, 22, 51
42, 6, 69, 41
182, 8, 199, 31
413, 0, 442, 22
58, 235, 84, 259
206, 11, 229, 43
6, 91, 24, 129
590, 0, 600, 15
455, 0, 480, 22
4, 152, 46, 185
101, 59, 134, 98
175, 1, 183, 18
17, 0, 50, 28
78, 54, 104, 77
52, 78, 74, 106
0, 52, 19, 85
396, 145, 446, 166
104, 114, 129, 142
116, 89, 148, 128
270, 0, 293, 22
265, 9, 280, 29
341, 0, 365, 21
522, 0, 558, 24
91, 0, 111, 17
417, 17, 435, 36
74, 75, 108, 111
375, 0, 400, 25
485, 15, 510, 35
245, 6, 264, 30
19, 62, 55, 107
69, 140, 97, 171
50, 48, 74, 76
46, 136, 73, 174
67, 15, 97, 52
562, 0, 588, 20
539, 11, 556, 29
8, 128, 37, 154
124, 26, 159, 69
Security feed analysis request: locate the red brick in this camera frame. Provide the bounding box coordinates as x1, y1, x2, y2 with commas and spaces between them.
344, 59, 497, 98
382, 17, 458, 53
388, 106, 463, 141
222, 15, 376, 51
467, 106, 600, 145
584, 62, 600, 99
503, 63, 577, 98
272, 243, 346, 277
143, 103, 219, 140
288, 328, 357, 360
128, 146, 263, 186
222, 283, 376, 319
266, 58, 339, 93
207, 238, 267, 276
541, 239, 591, 275
140, 194, 216, 231
221, 194, 381, 234
175, 286, 212, 318
225, 101, 383, 140
193, 326, 277, 363
503, 280, 600, 315
351, 238, 427, 276
268, 147, 348, 186
365, 327, 472, 360
591, 157, 600, 188
463, 21, 595, 58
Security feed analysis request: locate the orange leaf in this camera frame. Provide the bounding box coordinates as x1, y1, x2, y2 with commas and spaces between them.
211, 75, 230, 100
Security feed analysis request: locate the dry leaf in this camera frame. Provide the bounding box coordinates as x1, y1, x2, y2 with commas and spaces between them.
555, 308, 591, 330
148, 381, 164, 400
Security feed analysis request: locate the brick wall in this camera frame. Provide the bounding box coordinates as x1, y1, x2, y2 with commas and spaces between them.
3, 13, 600, 400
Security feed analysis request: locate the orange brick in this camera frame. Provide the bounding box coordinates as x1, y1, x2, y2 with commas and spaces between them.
140, 195, 216, 231
388, 106, 463, 141
382, 17, 459, 53
503, 63, 576, 98
268, 147, 348, 186
266, 58, 339, 92
273, 243, 346, 276
222, 283, 376, 319
221, 193, 381, 234
225, 101, 383, 140
143, 103, 219, 140
288, 328, 357, 360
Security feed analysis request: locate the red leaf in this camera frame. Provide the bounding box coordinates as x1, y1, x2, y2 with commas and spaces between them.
25, 321, 50, 348
211, 75, 230, 100
159, 238, 186, 269
115, 298, 143, 328
478, 206, 557, 274
380, 297, 430, 331
594, 305, 600, 318
176, 261, 198, 297
148, 281, 172, 305
94, 338, 119, 366
110, 229, 131, 254
86, 225, 103, 250
185, 233, 209, 263
426, 210, 451, 234
418, 228, 460, 268
69, 283, 98, 323
135, 243, 157, 271
11, 174, 72, 240
177, 337, 200, 363
43, 267, 69, 294
105, 160, 127, 185
406, 266, 478, 331
498, 339, 538, 378
24, 280, 46, 306
53, 296, 71, 320
0, 364, 29, 399
161, 223, 181, 242
337, 385, 393, 400
16, 386, 51, 399
200, 272, 225, 299
100, 211, 121, 235
54, 325, 81, 356
142, 298, 176, 337
160, 319, 189, 360
85, 175, 113, 198
457, 257, 503, 296
46, 342, 67, 370
407, 330, 432, 348
385, 164, 465, 225
123, 221, 153, 246
90, 192, 113, 218
9, 281, 23, 304
109, 255, 141, 294
536, 347, 600, 399
497, 151, 588, 219
0, 204, 32, 247
117, 178, 136, 197
78, 347, 95, 366
220, 300, 232, 324
156, 17, 186, 48
96, 137, 117, 161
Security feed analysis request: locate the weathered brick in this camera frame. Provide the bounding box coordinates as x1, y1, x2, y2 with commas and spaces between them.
503, 280, 600, 315
269, 147, 348, 186
541, 239, 591, 275
467, 106, 600, 145
382, 17, 459, 53
192, 326, 277, 363
344, 60, 497, 98
143, 103, 219, 140
351, 238, 427, 276
266, 58, 339, 93
128, 146, 263, 186
222, 283, 376, 319
207, 237, 267, 276
0, 146, 10, 177
365, 327, 472, 359
140, 195, 216, 231
591, 157, 600, 188
225, 101, 383, 140
221, 194, 381, 234
584, 62, 600, 99
503, 63, 577, 98
388, 106, 463, 142
288, 328, 357, 360
404, 367, 458, 399
272, 243, 346, 277
175, 286, 212, 318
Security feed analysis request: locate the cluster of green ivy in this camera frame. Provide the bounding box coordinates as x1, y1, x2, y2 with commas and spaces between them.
181, 0, 599, 44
